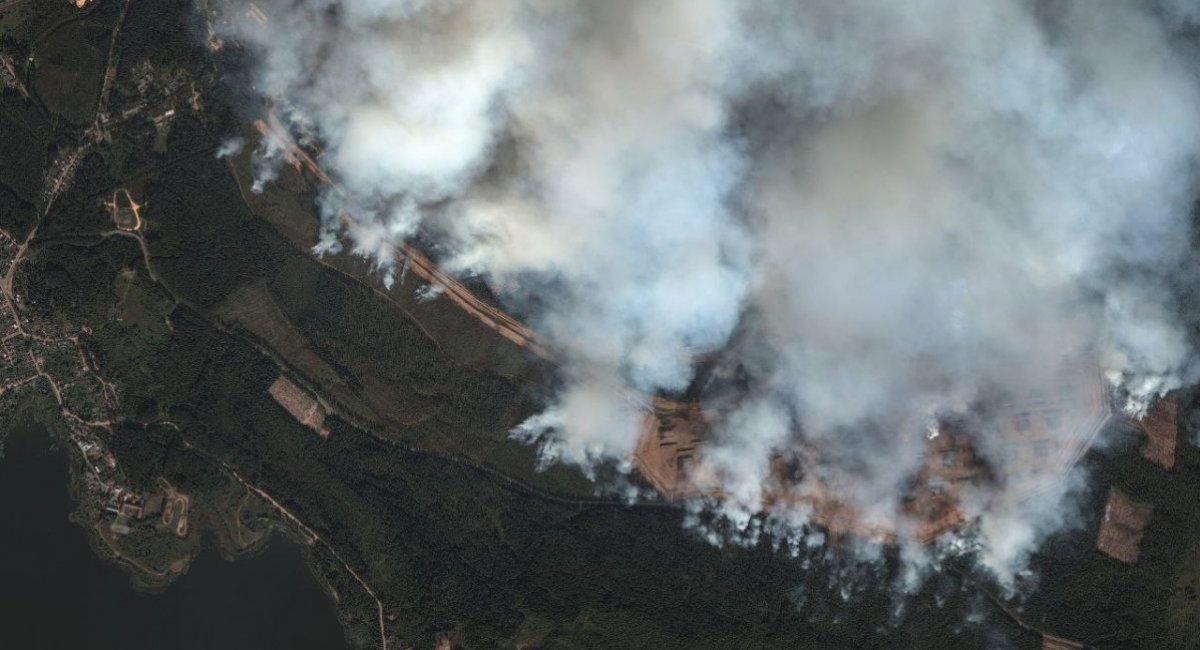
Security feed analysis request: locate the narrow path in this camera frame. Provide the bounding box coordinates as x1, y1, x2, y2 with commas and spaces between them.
180, 439, 390, 650
0, 53, 31, 101
948, 565, 1085, 648
92, 522, 169, 579
97, 190, 670, 513
94, 0, 133, 123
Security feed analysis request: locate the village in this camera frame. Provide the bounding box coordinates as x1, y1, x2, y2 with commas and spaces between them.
0, 201, 187, 566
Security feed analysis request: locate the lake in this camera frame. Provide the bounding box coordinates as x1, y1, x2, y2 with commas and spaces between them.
0, 422, 351, 650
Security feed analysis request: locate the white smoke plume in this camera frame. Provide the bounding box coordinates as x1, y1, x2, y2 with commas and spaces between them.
214, 136, 246, 159
215, 0, 1200, 581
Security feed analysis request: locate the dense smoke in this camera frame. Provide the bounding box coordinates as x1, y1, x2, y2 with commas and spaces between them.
216, 0, 1200, 580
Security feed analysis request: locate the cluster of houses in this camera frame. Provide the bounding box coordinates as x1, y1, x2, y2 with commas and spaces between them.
104, 487, 163, 536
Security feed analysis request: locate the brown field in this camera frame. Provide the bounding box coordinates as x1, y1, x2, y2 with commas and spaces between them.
1137, 393, 1178, 471
635, 364, 1115, 546
1096, 487, 1151, 564
268, 375, 329, 438
213, 281, 379, 424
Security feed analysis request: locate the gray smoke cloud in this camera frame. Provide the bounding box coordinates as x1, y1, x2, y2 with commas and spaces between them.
216, 0, 1200, 582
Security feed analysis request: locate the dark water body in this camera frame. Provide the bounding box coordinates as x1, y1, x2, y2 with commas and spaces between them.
0, 423, 350, 650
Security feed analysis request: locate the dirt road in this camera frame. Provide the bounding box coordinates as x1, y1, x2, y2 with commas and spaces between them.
256, 111, 555, 362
